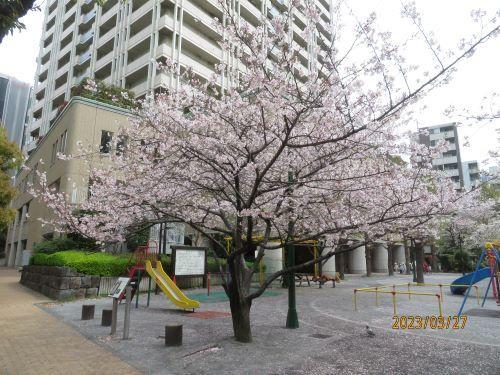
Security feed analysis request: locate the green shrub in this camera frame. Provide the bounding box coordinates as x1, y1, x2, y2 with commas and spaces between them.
71, 77, 135, 109
34, 237, 80, 254
31, 251, 129, 276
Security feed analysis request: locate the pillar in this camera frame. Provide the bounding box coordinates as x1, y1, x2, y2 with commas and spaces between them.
322, 254, 336, 277
393, 244, 405, 264
14, 205, 27, 267
256, 242, 283, 277
348, 245, 366, 274
7, 212, 19, 267
372, 243, 388, 273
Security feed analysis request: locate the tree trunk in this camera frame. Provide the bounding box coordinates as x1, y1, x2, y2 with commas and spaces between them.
403, 239, 411, 275
365, 238, 372, 277
430, 240, 438, 272
338, 252, 345, 279
387, 244, 394, 276
415, 240, 425, 284
228, 291, 252, 343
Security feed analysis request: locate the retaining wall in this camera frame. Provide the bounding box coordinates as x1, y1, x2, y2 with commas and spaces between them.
20, 265, 100, 300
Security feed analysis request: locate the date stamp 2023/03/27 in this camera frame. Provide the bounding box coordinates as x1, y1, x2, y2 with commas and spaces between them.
392, 315, 468, 330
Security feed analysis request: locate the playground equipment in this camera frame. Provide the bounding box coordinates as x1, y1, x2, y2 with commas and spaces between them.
145, 260, 200, 310
457, 242, 500, 316
353, 282, 480, 317
450, 268, 491, 295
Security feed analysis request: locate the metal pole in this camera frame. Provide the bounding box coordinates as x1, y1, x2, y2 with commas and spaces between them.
147, 276, 152, 307
353, 290, 357, 311
439, 284, 443, 302
111, 298, 118, 335
207, 272, 211, 296
408, 283, 411, 300
392, 291, 397, 315
135, 270, 141, 308
375, 287, 378, 306
436, 294, 443, 318
123, 286, 132, 340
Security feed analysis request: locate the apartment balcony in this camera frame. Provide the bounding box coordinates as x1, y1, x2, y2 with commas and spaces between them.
30, 118, 42, 133
443, 169, 460, 177
129, 80, 148, 96
76, 50, 92, 66
126, 53, 150, 75
36, 80, 47, 94
98, 26, 116, 47
182, 26, 221, 61
73, 68, 91, 86
183, 1, 217, 28
64, 4, 77, 21
26, 140, 38, 153
95, 50, 113, 71
33, 99, 44, 113
240, 0, 260, 19
53, 85, 66, 99
78, 29, 94, 46
100, 3, 119, 24
56, 62, 70, 78
129, 27, 151, 48
131, 1, 153, 24
155, 44, 172, 59
59, 43, 72, 59
81, 9, 96, 25
432, 156, 458, 166
179, 53, 214, 81
61, 26, 73, 40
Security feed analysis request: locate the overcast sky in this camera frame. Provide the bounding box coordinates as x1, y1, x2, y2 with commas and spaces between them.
0, 0, 498, 166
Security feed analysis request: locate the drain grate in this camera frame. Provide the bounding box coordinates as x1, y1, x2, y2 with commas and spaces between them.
310, 333, 332, 339
464, 309, 500, 318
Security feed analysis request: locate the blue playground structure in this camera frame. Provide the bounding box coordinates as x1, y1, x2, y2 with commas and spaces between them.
455, 243, 500, 316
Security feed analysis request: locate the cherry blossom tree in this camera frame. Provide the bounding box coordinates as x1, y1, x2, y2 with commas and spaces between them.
30, 1, 499, 342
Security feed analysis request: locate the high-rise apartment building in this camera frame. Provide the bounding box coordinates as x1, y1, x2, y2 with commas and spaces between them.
0, 73, 31, 149
416, 122, 464, 190
26, 0, 334, 154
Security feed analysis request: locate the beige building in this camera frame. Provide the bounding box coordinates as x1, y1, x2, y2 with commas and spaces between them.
5, 96, 131, 267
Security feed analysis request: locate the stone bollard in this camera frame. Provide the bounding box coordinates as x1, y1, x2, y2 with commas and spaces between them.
165, 325, 183, 346
101, 309, 113, 326
81, 304, 95, 320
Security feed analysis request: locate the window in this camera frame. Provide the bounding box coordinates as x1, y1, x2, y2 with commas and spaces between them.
100, 130, 113, 153
49, 178, 60, 193
116, 135, 127, 156
59, 130, 68, 154
51, 140, 59, 164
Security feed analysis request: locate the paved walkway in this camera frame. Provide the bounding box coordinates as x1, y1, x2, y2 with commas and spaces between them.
0, 267, 138, 375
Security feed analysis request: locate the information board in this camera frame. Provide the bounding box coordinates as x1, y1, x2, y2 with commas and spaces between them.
108, 277, 130, 298
172, 247, 207, 276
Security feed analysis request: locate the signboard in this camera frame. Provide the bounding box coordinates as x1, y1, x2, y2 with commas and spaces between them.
172, 246, 207, 276
108, 277, 130, 298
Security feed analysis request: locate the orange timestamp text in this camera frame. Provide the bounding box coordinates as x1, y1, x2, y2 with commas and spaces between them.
392, 315, 468, 330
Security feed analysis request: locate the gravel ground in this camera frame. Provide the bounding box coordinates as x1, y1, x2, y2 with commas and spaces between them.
40, 273, 500, 375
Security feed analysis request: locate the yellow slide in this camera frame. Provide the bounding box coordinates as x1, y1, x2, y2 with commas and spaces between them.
145, 260, 200, 310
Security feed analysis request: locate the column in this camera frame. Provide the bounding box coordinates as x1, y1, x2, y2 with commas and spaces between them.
393, 244, 405, 264
348, 244, 366, 274
7, 212, 19, 267
322, 254, 336, 277
14, 205, 27, 267
372, 243, 388, 273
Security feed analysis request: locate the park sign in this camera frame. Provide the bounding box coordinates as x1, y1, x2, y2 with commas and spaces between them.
171, 246, 207, 276
108, 277, 130, 298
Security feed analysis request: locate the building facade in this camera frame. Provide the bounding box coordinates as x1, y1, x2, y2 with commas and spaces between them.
417, 122, 464, 190
461, 160, 480, 190
0, 73, 31, 149
26, 0, 334, 154
5, 97, 131, 267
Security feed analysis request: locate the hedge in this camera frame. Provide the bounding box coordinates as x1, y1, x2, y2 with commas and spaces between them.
30, 251, 129, 277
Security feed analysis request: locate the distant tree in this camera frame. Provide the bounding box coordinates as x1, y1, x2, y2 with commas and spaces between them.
0, 0, 38, 43
0, 126, 22, 230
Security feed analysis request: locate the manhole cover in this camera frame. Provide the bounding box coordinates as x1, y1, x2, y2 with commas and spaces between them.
464, 309, 500, 318
310, 333, 332, 339
186, 311, 231, 319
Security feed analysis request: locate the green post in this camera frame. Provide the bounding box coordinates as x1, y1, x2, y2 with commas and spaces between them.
147, 276, 152, 307
286, 241, 299, 328
135, 270, 141, 308
285, 170, 299, 328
